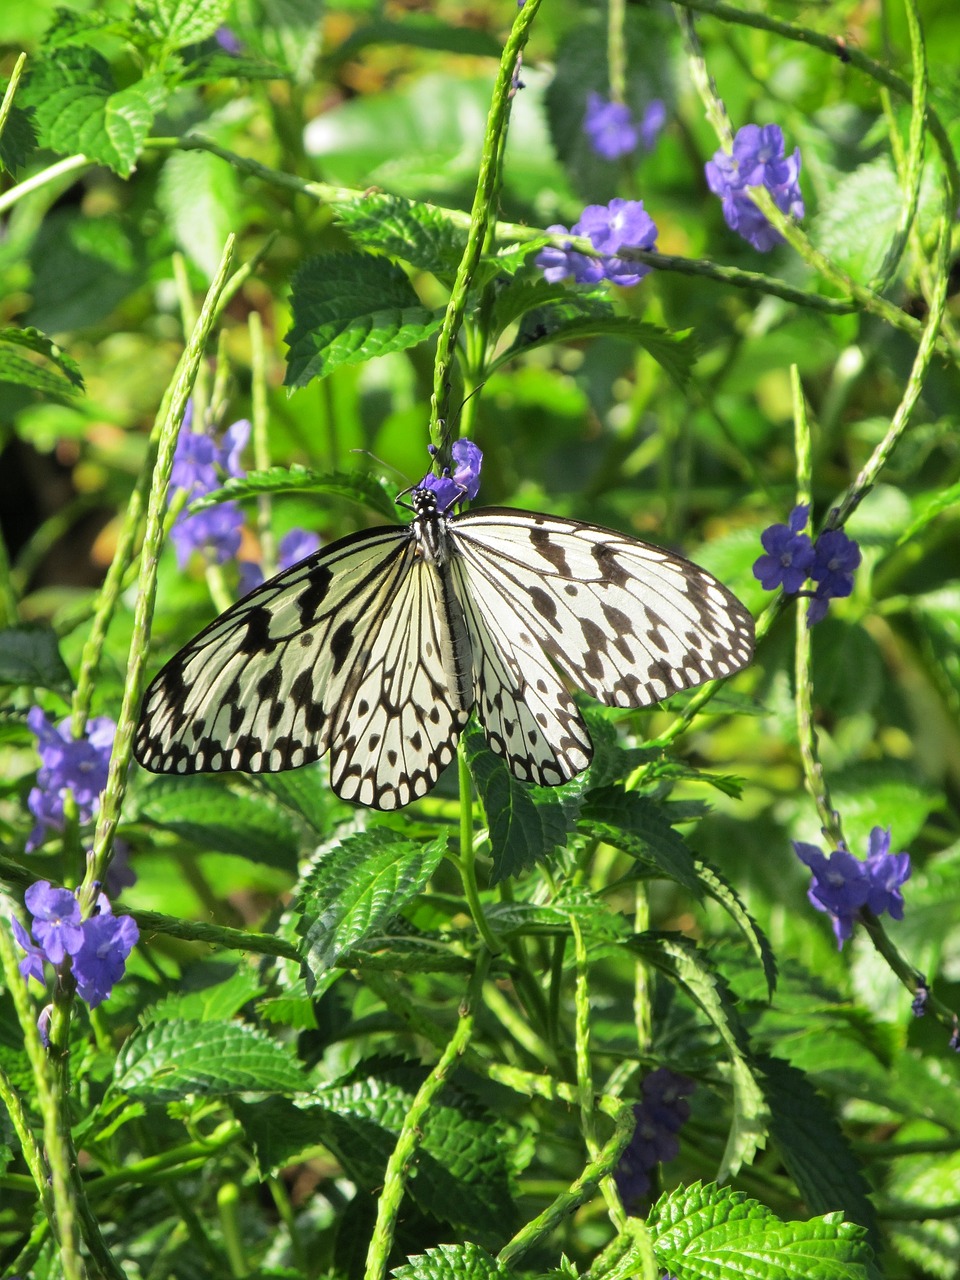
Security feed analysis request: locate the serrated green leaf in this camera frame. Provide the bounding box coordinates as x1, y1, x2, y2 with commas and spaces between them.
23, 51, 165, 177
694, 858, 777, 997
0, 327, 84, 389
631, 933, 768, 1178
648, 1181, 873, 1280
0, 624, 73, 691
885, 1119, 960, 1279
489, 279, 601, 342
137, 777, 301, 873
580, 788, 702, 895
149, 969, 265, 1024
284, 252, 444, 388
188, 464, 400, 522
145, 0, 232, 48
256, 0, 324, 84
392, 1243, 509, 1280
115, 1019, 307, 1100
0, 93, 37, 175
465, 725, 578, 883
332, 193, 466, 277
251, 764, 334, 835
295, 829, 447, 977
0, 349, 81, 400
157, 147, 240, 281
179, 51, 289, 83
759, 1055, 878, 1242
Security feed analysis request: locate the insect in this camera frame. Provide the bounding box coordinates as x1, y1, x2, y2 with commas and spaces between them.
135, 450, 754, 810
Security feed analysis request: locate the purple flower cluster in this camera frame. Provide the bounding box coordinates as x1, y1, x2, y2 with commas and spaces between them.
583, 92, 666, 160
705, 124, 804, 252
537, 199, 658, 287
26, 708, 115, 851
752, 505, 861, 624
169, 405, 250, 568
614, 1067, 695, 1213
238, 527, 323, 596
420, 439, 483, 513
793, 827, 911, 949
13, 881, 139, 1015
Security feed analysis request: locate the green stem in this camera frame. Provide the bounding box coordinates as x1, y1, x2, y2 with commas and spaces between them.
497, 1101, 636, 1267
0, 152, 90, 215
80, 235, 236, 904
249, 309, 277, 577
608, 0, 627, 101
0, 1058, 56, 1223
457, 749, 501, 953
362, 956, 489, 1280
428, 0, 541, 443
0, 51, 27, 143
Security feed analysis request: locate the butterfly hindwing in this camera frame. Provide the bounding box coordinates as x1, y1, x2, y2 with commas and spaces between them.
448, 507, 754, 711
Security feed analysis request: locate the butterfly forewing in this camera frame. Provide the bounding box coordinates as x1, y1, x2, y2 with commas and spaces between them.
448, 508, 754, 710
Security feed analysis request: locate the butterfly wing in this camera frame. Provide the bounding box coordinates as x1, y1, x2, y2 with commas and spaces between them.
135, 523, 472, 809
449, 507, 754, 718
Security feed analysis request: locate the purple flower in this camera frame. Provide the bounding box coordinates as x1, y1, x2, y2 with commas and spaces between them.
809, 528, 860, 598
536, 226, 605, 285
71, 908, 139, 1009
26, 709, 115, 850
752, 505, 815, 592
583, 92, 639, 160
215, 25, 242, 54
218, 419, 250, 480
575, 198, 657, 286
420, 439, 483, 513
911, 982, 928, 1018
238, 527, 322, 595
614, 1068, 695, 1214
794, 828, 911, 948
170, 502, 246, 569
103, 841, 137, 898
24, 881, 85, 965
640, 99, 667, 151
38, 1004, 53, 1047
706, 123, 804, 253
171, 422, 219, 497
12, 916, 46, 985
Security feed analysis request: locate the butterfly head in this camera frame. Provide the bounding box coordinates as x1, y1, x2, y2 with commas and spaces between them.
412, 439, 483, 514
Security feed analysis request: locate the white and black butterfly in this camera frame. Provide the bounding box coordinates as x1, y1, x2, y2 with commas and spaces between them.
135, 487, 754, 810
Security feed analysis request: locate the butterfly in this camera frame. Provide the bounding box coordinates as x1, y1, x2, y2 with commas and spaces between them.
135, 469, 754, 810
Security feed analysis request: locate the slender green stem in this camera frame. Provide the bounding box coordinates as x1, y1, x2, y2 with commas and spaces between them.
363, 957, 489, 1280
0, 51, 27, 143
80, 236, 236, 904
249, 310, 277, 577
0, 926, 82, 1280
0, 152, 90, 215
0, 1057, 55, 1223
457, 749, 501, 953
217, 1182, 248, 1277
608, 0, 627, 101
497, 1101, 636, 1267
428, 0, 542, 444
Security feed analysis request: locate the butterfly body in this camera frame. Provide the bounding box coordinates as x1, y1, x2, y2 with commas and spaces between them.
136, 487, 753, 810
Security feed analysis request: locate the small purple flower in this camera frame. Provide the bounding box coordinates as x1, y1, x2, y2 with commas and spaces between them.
583, 92, 638, 160
71, 908, 139, 1009
215, 25, 242, 54
171, 421, 219, 498
218, 419, 250, 480
26, 709, 115, 850
536, 226, 604, 285
809, 528, 861, 599
12, 916, 46, 985
24, 881, 85, 965
794, 828, 911, 948
640, 99, 667, 151
420, 440, 483, 513
575, 198, 658, 286
614, 1068, 695, 1214
706, 123, 804, 253
911, 982, 929, 1018
170, 502, 246, 569
752, 505, 815, 593
38, 1004, 53, 1047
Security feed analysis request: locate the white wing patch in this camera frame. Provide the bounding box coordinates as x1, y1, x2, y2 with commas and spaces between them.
449, 508, 754, 711
135, 526, 470, 810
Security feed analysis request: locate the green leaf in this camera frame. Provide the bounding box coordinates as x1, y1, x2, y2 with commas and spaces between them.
295, 829, 447, 977
332, 192, 467, 278
255, 0, 324, 84
251, 764, 334, 835
693, 858, 777, 998
284, 252, 444, 388
580, 788, 702, 895
392, 1243, 509, 1280
465, 725, 578, 883
157, 147, 240, 281
631, 933, 769, 1178
115, 1019, 307, 1101
759, 1055, 878, 1242
495, 305, 697, 388
179, 52, 289, 83
0, 92, 37, 175
0, 327, 84, 390
0, 624, 73, 692
148, 969, 265, 1024
23, 50, 165, 177
648, 1181, 873, 1280
885, 1119, 960, 1279
188, 464, 400, 522
0, 349, 81, 400
330, 18, 503, 63
137, 777, 301, 873
145, 0, 232, 48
